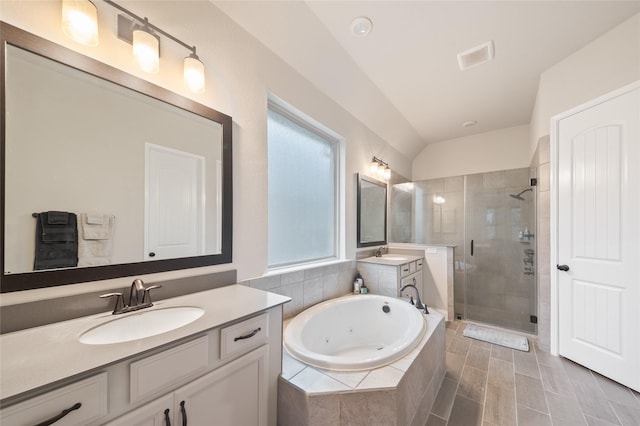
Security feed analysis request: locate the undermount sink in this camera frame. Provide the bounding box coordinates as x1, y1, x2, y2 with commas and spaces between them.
380, 256, 408, 261
79, 306, 205, 345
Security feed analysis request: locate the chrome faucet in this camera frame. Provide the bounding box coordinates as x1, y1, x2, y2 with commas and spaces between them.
100, 279, 162, 315
400, 282, 429, 314
375, 246, 387, 257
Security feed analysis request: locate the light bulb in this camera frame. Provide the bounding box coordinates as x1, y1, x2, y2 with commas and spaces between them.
61, 0, 99, 46
433, 195, 446, 205
184, 53, 205, 93
133, 27, 159, 73
383, 166, 391, 180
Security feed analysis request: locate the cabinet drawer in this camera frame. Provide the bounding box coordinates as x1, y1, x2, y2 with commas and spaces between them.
130, 336, 209, 403
416, 259, 424, 270
400, 263, 411, 277
0, 372, 107, 426
220, 313, 268, 360
401, 272, 420, 288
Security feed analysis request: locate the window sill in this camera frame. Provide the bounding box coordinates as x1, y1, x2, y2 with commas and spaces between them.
265, 258, 350, 277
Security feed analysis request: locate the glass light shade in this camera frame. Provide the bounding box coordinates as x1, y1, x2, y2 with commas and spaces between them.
370, 160, 379, 173
377, 163, 386, 177
133, 28, 159, 73
184, 54, 205, 93
61, 0, 99, 46
383, 166, 391, 180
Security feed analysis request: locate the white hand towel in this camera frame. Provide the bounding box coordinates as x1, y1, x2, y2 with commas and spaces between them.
81, 213, 113, 240
78, 213, 115, 267
86, 213, 104, 225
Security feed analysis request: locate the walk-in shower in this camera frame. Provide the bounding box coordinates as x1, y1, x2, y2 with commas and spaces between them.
390, 167, 537, 333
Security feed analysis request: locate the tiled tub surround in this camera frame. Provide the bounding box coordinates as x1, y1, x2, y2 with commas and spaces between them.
242, 260, 357, 319
278, 309, 446, 426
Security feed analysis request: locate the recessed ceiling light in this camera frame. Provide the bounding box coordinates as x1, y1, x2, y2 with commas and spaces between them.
463, 120, 478, 127
351, 16, 373, 37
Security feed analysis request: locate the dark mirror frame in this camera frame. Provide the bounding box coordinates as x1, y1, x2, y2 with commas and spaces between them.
0, 22, 233, 293
356, 173, 388, 248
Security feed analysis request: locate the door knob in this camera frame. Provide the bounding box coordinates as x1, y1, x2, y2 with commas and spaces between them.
557, 264, 570, 271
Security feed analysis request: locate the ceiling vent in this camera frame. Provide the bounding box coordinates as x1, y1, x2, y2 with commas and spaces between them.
457, 40, 494, 71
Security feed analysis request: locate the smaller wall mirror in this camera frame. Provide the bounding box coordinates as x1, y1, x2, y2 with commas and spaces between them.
357, 173, 387, 247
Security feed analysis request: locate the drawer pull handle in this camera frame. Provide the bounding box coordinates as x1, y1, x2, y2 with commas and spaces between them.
180, 400, 188, 426
34, 402, 81, 426
234, 327, 262, 342
164, 408, 171, 426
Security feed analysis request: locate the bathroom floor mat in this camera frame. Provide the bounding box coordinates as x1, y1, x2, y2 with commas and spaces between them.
463, 324, 529, 352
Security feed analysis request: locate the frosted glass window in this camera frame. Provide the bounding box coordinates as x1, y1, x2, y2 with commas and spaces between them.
268, 106, 337, 267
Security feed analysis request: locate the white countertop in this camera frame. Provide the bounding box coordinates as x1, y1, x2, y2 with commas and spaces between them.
0, 284, 290, 401
357, 254, 423, 266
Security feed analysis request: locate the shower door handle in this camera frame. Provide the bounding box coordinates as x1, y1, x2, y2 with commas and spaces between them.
557, 264, 570, 271
470, 240, 474, 256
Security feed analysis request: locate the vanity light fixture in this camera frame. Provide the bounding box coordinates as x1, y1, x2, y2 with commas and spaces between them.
61, 0, 99, 46
184, 50, 206, 93
62, 0, 206, 93
370, 156, 391, 180
132, 19, 159, 74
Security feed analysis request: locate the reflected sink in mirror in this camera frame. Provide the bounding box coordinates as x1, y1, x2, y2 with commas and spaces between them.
79, 307, 204, 345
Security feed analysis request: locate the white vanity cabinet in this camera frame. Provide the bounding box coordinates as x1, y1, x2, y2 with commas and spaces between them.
0, 373, 108, 426
106, 312, 273, 426
357, 255, 424, 298
1, 302, 283, 426
106, 394, 174, 426
108, 346, 268, 426
173, 345, 268, 425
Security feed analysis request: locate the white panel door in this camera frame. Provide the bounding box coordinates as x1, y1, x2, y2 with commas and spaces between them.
145, 144, 205, 260
557, 84, 639, 391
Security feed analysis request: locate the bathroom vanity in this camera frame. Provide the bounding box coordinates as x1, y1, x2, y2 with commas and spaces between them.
0, 285, 289, 425
357, 254, 424, 298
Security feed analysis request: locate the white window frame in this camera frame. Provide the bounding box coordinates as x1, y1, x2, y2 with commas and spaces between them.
267, 94, 345, 271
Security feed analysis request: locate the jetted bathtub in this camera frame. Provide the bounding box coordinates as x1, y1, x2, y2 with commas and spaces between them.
284, 294, 426, 371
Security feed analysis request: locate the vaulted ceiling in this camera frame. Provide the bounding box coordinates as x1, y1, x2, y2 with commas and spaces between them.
215, 1, 640, 158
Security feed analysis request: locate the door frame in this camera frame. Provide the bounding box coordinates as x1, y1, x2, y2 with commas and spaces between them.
549, 80, 640, 356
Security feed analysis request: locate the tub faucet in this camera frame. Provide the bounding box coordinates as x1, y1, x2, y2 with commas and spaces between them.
375, 246, 386, 257
400, 282, 429, 314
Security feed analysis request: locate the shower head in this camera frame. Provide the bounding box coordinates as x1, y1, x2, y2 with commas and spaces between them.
509, 188, 533, 201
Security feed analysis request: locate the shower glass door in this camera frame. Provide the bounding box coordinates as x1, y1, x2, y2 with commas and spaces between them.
463, 168, 537, 333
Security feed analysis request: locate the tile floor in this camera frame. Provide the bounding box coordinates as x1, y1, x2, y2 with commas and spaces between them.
425, 321, 640, 426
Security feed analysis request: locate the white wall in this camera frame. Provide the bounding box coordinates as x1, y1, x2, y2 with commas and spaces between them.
411, 124, 530, 181
0, 1, 411, 302
529, 13, 640, 157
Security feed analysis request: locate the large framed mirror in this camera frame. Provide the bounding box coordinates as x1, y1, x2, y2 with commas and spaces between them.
357, 173, 387, 248
1, 22, 232, 292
